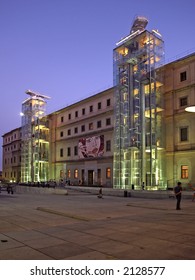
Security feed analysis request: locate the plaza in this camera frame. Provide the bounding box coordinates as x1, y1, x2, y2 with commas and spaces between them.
0, 187, 195, 260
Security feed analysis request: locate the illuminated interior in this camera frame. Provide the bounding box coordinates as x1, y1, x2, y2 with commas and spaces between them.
21, 90, 50, 183
113, 17, 166, 190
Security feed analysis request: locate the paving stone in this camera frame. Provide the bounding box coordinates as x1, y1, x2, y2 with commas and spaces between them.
0, 189, 195, 260
0, 246, 53, 260
39, 243, 92, 259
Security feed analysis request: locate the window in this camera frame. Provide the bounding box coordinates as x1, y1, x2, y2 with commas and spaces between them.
180, 97, 188, 107
61, 116, 64, 123
60, 170, 64, 178
60, 131, 63, 137
82, 108, 85, 115
90, 105, 93, 112
181, 165, 188, 179
75, 111, 78, 118
180, 127, 188, 141
106, 167, 111, 179
74, 127, 78, 134
60, 148, 63, 157
81, 125, 85, 132
74, 146, 78, 156
98, 102, 101, 110
97, 120, 102, 128
74, 169, 78, 178
107, 98, 111, 106
106, 140, 111, 151
68, 113, 71, 120
106, 118, 111, 126
67, 129, 71, 136
180, 71, 187, 82
89, 122, 93, 130
67, 147, 71, 156
67, 170, 71, 178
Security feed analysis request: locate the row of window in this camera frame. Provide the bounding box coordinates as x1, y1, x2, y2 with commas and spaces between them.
3, 166, 188, 181
64, 166, 187, 180
4, 143, 21, 152
64, 167, 111, 179
4, 156, 21, 165
4, 171, 19, 179
60, 98, 111, 123
61, 118, 111, 137
60, 140, 111, 157
4, 133, 18, 143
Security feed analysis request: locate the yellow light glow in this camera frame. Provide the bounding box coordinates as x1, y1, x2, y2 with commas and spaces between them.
117, 46, 129, 56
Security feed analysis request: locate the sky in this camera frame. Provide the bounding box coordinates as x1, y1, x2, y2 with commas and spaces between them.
0, 0, 195, 170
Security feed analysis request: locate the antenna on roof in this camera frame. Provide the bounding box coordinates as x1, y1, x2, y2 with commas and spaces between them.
25, 89, 51, 100
130, 16, 148, 34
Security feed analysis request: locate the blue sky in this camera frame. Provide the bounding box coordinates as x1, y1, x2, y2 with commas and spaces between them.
0, 0, 195, 169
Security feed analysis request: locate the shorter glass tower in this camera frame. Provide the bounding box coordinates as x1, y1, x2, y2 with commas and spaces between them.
21, 90, 50, 183
113, 16, 166, 190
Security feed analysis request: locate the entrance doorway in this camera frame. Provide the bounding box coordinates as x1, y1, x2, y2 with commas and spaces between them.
88, 170, 94, 185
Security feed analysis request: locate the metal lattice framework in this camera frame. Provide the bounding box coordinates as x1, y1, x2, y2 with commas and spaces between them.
113, 16, 166, 190
21, 90, 50, 183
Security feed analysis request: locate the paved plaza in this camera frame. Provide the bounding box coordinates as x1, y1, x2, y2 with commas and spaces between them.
0, 187, 195, 260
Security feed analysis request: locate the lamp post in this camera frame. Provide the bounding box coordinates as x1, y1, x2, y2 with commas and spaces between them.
185, 106, 195, 112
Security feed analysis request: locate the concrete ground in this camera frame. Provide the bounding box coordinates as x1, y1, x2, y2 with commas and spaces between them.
0, 187, 195, 260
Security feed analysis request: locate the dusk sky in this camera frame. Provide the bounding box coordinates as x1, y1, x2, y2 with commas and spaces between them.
1, 0, 195, 170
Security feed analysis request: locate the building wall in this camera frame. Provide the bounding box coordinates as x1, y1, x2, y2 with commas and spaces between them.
2, 127, 21, 182
164, 53, 195, 188
2, 54, 195, 189
48, 87, 114, 187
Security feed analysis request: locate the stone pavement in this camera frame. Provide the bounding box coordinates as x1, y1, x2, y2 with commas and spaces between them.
0, 187, 195, 260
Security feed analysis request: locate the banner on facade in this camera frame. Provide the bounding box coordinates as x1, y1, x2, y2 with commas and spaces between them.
78, 135, 104, 158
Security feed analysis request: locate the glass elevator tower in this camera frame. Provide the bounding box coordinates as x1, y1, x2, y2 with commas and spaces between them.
113, 16, 166, 190
21, 90, 50, 183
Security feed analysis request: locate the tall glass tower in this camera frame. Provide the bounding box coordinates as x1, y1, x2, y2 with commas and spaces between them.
113, 16, 166, 190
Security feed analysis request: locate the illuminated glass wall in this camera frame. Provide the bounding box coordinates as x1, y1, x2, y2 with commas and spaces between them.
21, 92, 49, 183
113, 28, 166, 190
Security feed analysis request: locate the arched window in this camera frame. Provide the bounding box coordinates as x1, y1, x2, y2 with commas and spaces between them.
67, 170, 71, 178
106, 168, 111, 179
74, 169, 78, 179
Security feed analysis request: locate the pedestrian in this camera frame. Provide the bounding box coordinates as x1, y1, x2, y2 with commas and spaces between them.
142, 182, 145, 190
97, 187, 103, 198
174, 182, 182, 210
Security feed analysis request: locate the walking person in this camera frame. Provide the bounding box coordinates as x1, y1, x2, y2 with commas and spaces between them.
174, 182, 182, 210
97, 187, 103, 198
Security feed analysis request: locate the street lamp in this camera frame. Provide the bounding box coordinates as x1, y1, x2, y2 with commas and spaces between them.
185, 106, 195, 112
